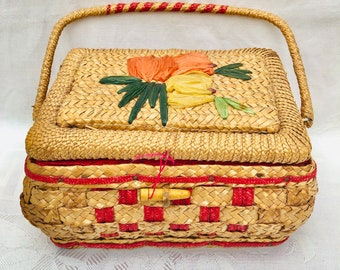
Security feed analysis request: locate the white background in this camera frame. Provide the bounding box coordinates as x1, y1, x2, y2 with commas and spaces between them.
1, 0, 339, 269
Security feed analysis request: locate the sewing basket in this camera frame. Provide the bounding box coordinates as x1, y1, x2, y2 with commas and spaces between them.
21, 2, 317, 248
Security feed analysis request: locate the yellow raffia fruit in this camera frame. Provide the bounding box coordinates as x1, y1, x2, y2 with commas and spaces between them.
168, 92, 214, 108
165, 71, 213, 95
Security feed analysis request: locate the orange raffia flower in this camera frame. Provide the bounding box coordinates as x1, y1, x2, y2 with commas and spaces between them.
127, 52, 215, 82
127, 55, 178, 82
172, 52, 215, 76
100, 52, 253, 125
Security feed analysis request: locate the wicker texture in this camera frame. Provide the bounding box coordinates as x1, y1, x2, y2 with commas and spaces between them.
56, 48, 280, 133
26, 2, 314, 163
21, 159, 317, 246
26, 46, 311, 163
21, 2, 317, 248
32, 2, 313, 128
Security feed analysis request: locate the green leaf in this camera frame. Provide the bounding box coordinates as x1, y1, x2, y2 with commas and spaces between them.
99, 76, 141, 85
117, 81, 146, 94
214, 96, 229, 119
128, 83, 152, 124
118, 82, 147, 108
222, 63, 243, 70
214, 63, 252, 81
223, 97, 255, 115
159, 83, 168, 126
148, 83, 160, 108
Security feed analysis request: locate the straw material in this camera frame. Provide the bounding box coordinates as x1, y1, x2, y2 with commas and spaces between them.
32, 3, 313, 127
26, 47, 311, 163
21, 159, 317, 246
56, 48, 280, 133
21, 2, 317, 248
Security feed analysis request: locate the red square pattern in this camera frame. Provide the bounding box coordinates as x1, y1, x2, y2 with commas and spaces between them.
119, 189, 138, 205
199, 206, 220, 222
95, 207, 114, 223
170, 224, 190, 231
119, 223, 139, 232
232, 187, 254, 206
227, 224, 248, 232
144, 206, 164, 222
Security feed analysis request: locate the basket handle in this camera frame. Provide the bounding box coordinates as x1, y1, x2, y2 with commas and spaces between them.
33, 2, 314, 127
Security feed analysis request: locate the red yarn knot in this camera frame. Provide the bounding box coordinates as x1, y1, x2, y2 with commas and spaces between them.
134, 151, 174, 198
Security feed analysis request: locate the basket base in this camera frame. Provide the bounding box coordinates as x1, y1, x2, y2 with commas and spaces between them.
51, 238, 288, 249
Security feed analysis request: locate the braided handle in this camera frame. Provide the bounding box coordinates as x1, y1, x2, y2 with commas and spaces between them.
33, 2, 313, 127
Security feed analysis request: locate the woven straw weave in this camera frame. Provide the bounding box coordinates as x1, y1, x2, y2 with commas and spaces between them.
21, 159, 317, 246
26, 47, 311, 163
56, 48, 280, 133
21, 2, 317, 248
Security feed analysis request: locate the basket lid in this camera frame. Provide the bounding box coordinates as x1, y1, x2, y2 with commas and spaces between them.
56, 48, 280, 134
26, 48, 311, 163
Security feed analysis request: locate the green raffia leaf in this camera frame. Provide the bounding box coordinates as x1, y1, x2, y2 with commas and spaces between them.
128, 83, 153, 124
117, 81, 146, 94
99, 76, 142, 85
221, 63, 243, 70
214, 63, 252, 81
118, 82, 148, 108
223, 97, 255, 115
148, 83, 160, 108
214, 96, 229, 119
159, 83, 168, 127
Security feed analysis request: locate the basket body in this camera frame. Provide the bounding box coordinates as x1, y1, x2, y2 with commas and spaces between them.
21, 3, 317, 248
21, 158, 317, 248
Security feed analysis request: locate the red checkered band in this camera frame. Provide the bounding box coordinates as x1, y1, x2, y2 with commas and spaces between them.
227, 224, 249, 232
119, 223, 139, 232
170, 224, 190, 231
232, 187, 254, 206
95, 207, 114, 223
199, 206, 220, 222
119, 189, 138, 205
144, 206, 164, 222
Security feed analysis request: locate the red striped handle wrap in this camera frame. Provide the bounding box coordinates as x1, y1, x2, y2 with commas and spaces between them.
106, 2, 228, 14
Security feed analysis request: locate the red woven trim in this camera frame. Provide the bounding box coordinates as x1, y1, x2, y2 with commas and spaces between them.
119, 223, 138, 232
227, 224, 249, 232
144, 206, 164, 222
51, 238, 288, 249
119, 189, 138, 205
232, 187, 254, 206
200, 206, 220, 222
32, 158, 312, 168
170, 224, 190, 231
95, 207, 114, 223
25, 162, 317, 185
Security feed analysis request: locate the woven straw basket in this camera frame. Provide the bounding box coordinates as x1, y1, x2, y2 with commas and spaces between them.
21, 2, 317, 248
